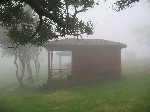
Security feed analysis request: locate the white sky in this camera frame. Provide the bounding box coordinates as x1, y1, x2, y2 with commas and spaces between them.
77, 1, 150, 58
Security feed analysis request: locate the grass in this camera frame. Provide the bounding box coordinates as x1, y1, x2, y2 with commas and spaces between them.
0, 58, 150, 112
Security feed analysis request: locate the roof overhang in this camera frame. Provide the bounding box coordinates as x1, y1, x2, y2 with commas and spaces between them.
43, 39, 127, 51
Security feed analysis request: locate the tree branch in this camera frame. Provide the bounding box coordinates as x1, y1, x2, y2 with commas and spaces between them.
28, 15, 43, 42
0, 0, 67, 27
23, 0, 66, 27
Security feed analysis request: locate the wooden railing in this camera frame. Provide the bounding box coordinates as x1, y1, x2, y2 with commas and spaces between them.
52, 68, 71, 80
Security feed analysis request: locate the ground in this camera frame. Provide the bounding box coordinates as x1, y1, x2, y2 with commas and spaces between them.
0, 58, 150, 112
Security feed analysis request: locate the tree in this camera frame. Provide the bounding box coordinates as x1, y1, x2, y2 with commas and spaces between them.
0, 0, 142, 46
0, 7, 50, 87
0, 28, 42, 86
0, 0, 96, 46
113, 0, 140, 11
3, 45, 42, 86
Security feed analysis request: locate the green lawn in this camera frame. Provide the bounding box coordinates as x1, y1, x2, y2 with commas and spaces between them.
0, 59, 150, 112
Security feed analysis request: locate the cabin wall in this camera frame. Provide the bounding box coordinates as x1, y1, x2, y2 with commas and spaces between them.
71, 48, 121, 81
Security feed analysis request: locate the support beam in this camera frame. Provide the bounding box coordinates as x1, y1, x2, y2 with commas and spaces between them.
47, 50, 51, 83
59, 55, 61, 69
51, 51, 53, 75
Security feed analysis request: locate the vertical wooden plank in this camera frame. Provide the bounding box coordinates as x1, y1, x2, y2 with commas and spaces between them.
51, 51, 53, 75
59, 55, 61, 69
47, 50, 51, 83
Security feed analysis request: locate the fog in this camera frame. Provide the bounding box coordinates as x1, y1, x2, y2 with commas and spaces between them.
1, 2, 150, 112
0, 1, 150, 84
77, 1, 150, 58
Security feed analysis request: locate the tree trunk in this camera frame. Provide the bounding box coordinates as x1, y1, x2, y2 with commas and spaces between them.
25, 47, 33, 79
18, 49, 26, 83
33, 58, 40, 81
14, 51, 23, 87
34, 47, 41, 81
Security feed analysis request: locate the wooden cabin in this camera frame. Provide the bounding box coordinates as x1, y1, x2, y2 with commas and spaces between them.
44, 39, 127, 84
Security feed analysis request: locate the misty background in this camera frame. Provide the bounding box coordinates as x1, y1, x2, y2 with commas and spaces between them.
77, 1, 150, 58
0, 1, 150, 82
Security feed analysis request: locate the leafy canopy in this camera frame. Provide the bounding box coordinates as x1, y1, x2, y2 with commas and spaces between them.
0, 0, 141, 46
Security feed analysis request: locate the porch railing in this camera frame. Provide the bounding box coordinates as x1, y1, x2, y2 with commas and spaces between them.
52, 69, 71, 80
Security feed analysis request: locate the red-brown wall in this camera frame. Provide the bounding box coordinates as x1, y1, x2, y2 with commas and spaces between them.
71, 47, 121, 80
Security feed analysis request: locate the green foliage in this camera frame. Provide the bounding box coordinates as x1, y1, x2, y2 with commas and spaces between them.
0, 0, 146, 46
0, 0, 98, 46
33, 19, 54, 45
0, 1, 24, 27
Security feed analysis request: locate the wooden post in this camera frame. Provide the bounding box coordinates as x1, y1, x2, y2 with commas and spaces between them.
47, 50, 51, 83
59, 55, 61, 69
51, 51, 53, 76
